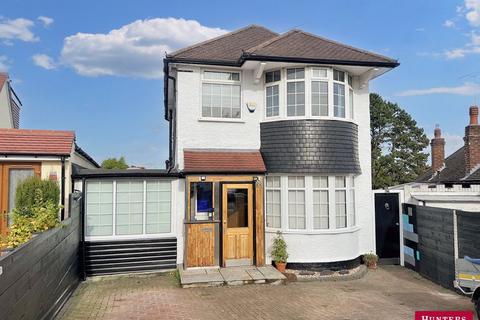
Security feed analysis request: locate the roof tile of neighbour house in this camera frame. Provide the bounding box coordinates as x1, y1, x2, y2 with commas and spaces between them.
0, 73, 7, 91
184, 150, 266, 173
0, 128, 75, 155
416, 146, 480, 183
166, 25, 399, 67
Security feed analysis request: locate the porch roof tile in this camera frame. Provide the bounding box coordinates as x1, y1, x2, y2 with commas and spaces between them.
183, 150, 266, 173
0, 128, 75, 156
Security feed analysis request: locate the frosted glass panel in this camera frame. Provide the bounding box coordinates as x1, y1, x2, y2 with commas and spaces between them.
8, 169, 35, 225
146, 180, 171, 234
116, 181, 144, 235
86, 181, 113, 236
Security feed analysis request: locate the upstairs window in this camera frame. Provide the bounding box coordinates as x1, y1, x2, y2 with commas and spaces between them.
286, 68, 305, 117
202, 71, 241, 119
265, 70, 280, 117
333, 69, 346, 118
266, 70, 281, 83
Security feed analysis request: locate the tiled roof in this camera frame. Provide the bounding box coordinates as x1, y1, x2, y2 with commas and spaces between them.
0, 128, 75, 155
168, 25, 278, 65
166, 25, 398, 67
416, 146, 480, 183
245, 29, 397, 66
183, 149, 266, 173
0, 73, 7, 92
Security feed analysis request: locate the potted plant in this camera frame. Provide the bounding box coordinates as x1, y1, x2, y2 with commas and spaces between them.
270, 231, 288, 272
363, 252, 379, 270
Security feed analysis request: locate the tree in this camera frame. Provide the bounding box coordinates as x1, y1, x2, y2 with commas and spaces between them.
370, 93, 429, 189
101, 157, 129, 170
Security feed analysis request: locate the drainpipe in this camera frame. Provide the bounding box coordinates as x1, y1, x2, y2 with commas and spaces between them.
80, 177, 86, 281
61, 157, 66, 220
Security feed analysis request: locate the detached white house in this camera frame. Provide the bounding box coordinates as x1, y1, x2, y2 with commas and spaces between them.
76, 25, 399, 275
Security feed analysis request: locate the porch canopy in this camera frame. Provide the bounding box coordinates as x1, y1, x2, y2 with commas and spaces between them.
183, 149, 266, 173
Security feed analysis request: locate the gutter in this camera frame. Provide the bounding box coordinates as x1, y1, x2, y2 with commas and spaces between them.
164, 55, 400, 69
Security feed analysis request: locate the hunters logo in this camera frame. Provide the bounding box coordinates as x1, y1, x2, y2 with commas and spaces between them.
414, 311, 474, 320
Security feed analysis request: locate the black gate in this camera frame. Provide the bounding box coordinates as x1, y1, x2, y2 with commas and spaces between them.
375, 192, 400, 264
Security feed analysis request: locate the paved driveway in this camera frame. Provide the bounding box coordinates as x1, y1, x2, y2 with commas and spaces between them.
57, 266, 474, 320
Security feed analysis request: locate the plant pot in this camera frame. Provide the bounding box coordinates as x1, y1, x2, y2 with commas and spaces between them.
367, 261, 378, 270
275, 261, 287, 273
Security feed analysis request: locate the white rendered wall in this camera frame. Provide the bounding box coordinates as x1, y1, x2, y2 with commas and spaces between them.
175, 67, 263, 170
0, 83, 13, 128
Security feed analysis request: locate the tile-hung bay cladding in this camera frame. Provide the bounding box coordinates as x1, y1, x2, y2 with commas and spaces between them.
160, 25, 399, 269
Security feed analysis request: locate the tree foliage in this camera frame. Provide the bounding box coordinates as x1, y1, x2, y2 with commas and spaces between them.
370, 93, 429, 189
101, 156, 129, 169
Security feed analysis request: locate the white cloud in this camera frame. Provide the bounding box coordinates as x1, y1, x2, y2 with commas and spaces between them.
465, 0, 480, 26
32, 54, 56, 70
37, 16, 54, 28
0, 55, 9, 71
397, 82, 480, 96
60, 17, 228, 78
0, 18, 38, 42
443, 19, 456, 28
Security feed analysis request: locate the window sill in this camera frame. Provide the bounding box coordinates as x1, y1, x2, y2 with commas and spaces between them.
265, 226, 361, 235
261, 116, 356, 125
198, 117, 245, 123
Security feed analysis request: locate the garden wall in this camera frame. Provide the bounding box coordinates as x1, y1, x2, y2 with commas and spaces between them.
0, 195, 81, 320
402, 204, 480, 290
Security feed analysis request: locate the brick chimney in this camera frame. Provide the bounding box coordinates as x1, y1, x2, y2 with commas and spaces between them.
431, 124, 445, 172
464, 105, 480, 174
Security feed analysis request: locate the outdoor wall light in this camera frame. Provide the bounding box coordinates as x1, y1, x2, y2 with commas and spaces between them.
200, 176, 206, 181
246, 102, 257, 113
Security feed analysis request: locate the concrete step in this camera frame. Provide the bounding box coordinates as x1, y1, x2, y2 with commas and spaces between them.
179, 265, 286, 288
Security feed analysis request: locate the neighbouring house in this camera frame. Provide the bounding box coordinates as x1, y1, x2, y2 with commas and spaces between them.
0, 73, 21, 129
74, 25, 399, 275
388, 106, 480, 211
0, 128, 99, 236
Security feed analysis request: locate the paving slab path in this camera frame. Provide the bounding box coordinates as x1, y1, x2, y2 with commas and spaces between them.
56, 266, 474, 320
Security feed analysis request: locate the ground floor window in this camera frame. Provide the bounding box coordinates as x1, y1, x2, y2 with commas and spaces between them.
265, 175, 356, 231
85, 179, 172, 238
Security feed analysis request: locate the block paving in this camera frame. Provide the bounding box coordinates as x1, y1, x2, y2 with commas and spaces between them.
57, 266, 474, 320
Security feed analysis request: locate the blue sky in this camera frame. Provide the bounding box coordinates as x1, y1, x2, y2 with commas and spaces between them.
2, 0, 480, 167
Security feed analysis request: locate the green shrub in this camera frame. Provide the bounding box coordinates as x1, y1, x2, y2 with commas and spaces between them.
1, 188, 61, 249
15, 177, 60, 216
270, 231, 289, 263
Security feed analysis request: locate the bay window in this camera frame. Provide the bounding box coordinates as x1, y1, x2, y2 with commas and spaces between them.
286, 68, 305, 117
266, 175, 356, 231
202, 71, 241, 119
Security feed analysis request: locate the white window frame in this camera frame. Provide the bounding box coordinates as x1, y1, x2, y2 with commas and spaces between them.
85, 178, 176, 241
265, 70, 281, 118
262, 66, 356, 122
287, 176, 306, 230
201, 69, 242, 120
334, 176, 347, 228
285, 68, 306, 118
265, 175, 357, 233
265, 176, 282, 228
312, 176, 329, 229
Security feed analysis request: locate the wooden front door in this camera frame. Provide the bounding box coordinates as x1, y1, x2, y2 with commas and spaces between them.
0, 163, 41, 235
222, 183, 253, 267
